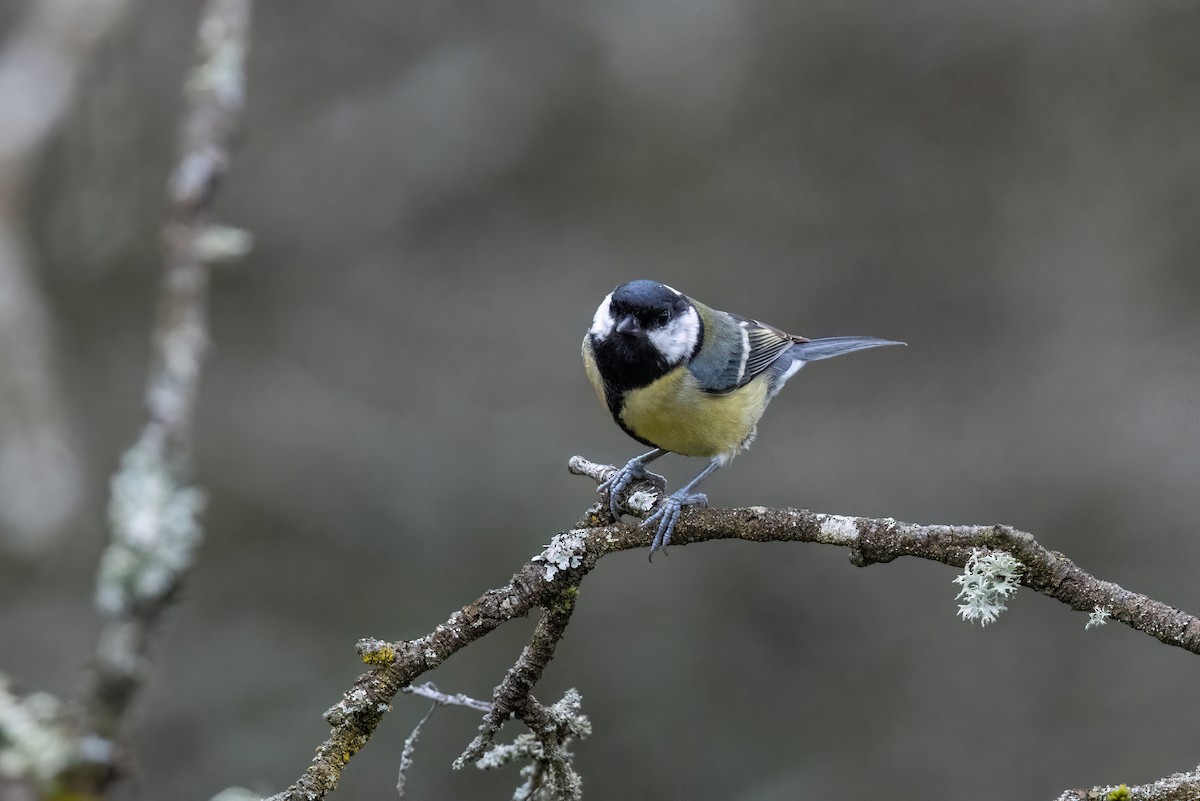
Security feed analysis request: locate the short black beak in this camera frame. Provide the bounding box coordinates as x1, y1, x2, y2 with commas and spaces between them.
615, 315, 641, 335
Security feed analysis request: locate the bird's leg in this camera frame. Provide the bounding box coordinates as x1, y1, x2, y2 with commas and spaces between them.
600, 448, 668, 520
644, 458, 722, 556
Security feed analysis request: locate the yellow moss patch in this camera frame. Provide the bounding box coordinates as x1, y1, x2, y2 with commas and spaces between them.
360, 644, 396, 665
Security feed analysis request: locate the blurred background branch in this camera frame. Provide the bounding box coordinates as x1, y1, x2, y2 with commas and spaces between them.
0, 0, 134, 553
0, 0, 252, 797
80, 0, 253, 793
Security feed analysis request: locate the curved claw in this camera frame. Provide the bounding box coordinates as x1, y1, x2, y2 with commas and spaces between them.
643, 490, 708, 556
598, 462, 643, 520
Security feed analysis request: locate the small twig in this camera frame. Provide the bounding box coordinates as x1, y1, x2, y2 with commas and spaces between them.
402, 682, 491, 713
395, 702, 436, 799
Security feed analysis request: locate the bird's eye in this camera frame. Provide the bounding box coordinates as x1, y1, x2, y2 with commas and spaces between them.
656, 310, 671, 325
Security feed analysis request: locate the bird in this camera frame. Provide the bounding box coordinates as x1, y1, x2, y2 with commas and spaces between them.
582, 279, 903, 556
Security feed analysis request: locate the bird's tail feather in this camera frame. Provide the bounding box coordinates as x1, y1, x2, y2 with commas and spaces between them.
790, 336, 905, 362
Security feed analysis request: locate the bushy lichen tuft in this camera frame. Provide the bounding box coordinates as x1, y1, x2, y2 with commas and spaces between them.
953, 548, 1023, 626
1086, 606, 1113, 630
465, 689, 591, 801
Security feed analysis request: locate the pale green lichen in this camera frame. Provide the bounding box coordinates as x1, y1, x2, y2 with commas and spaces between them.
1086, 606, 1112, 630
96, 433, 206, 615
953, 548, 1023, 626
472, 689, 591, 801
0, 676, 74, 784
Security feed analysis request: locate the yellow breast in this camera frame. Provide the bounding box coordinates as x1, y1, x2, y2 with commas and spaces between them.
618, 367, 768, 458
582, 339, 607, 409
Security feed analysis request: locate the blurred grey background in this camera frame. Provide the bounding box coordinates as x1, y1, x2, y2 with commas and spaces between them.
2, 0, 1200, 798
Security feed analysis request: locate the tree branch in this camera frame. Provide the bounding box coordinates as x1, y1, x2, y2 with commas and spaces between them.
455, 588, 578, 768
402, 682, 492, 713
74, 0, 253, 793
1056, 765, 1200, 801
264, 455, 1200, 801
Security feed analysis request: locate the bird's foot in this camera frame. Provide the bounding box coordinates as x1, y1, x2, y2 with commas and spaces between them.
599, 458, 665, 521
644, 490, 708, 557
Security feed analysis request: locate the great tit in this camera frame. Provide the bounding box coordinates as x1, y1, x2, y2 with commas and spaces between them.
583, 279, 903, 555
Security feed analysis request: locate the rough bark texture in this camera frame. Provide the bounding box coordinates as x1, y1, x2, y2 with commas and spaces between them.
1055, 765, 1200, 801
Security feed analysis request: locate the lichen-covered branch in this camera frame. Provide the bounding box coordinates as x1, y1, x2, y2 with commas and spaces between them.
264, 455, 1200, 801
271, 565, 581, 800
1056, 765, 1200, 801
455, 588, 578, 768
447, 589, 587, 799
575, 456, 1200, 655
73, 0, 254, 793
471, 689, 591, 801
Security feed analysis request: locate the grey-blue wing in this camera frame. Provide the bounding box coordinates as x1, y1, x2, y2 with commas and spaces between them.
735, 314, 803, 380
687, 310, 803, 395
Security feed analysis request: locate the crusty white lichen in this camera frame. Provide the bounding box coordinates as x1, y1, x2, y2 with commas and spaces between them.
533, 531, 587, 581
95, 432, 206, 615
953, 548, 1023, 626
625, 489, 657, 514
818, 514, 861, 544
0, 675, 74, 784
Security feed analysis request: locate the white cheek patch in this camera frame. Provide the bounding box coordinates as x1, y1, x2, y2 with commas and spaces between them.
589, 294, 615, 340
647, 306, 700, 365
